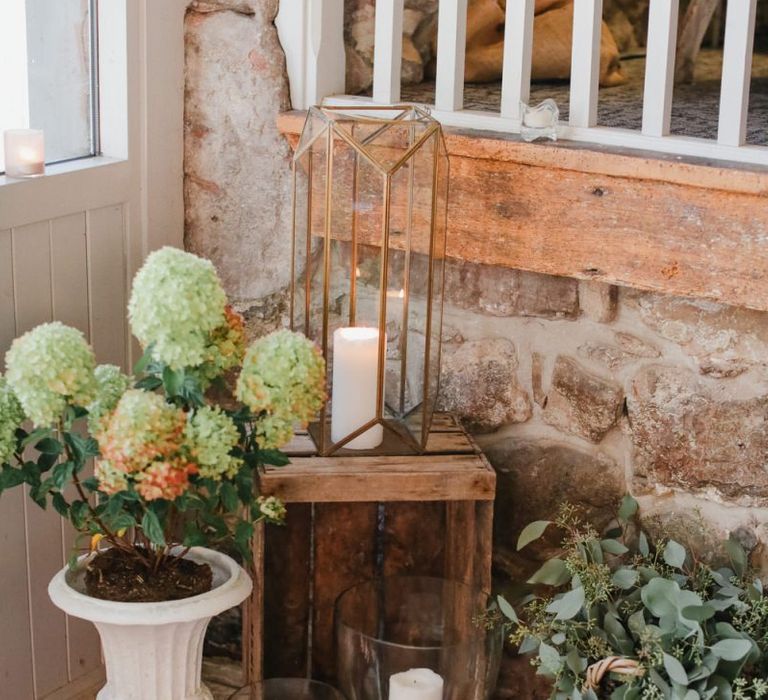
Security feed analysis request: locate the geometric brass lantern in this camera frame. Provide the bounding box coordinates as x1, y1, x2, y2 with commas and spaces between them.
290, 105, 449, 456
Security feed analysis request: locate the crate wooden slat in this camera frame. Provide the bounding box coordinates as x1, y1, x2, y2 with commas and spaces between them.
244, 413, 496, 687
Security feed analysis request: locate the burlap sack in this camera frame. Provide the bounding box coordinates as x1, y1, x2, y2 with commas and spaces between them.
440, 0, 627, 87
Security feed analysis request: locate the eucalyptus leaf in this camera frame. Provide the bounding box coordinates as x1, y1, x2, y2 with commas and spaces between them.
546, 586, 585, 621
538, 642, 563, 675
663, 653, 688, 685
528, 558, 572, 586
618, 494, 638, 522
601, 538, 629, 555
517, 520, 552, 551
638, 531, 650, 557
497, 595, 518, 623
612, 567, 639, 590
709, 639, 751, 662
725, 537, 747, 578
664, 540, 687, 569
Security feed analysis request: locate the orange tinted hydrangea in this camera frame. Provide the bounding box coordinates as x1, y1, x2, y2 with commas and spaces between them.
135, 459, 198, 501
94, 389, 191, 500
194, 305, 247, 387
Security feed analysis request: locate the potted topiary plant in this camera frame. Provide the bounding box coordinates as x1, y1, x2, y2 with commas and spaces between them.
497, 496, 768, 699
0, 247, 326, 700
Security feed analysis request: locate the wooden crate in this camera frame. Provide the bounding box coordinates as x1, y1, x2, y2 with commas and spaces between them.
243, 414, 496, 685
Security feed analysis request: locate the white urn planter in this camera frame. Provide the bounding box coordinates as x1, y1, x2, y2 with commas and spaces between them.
48, 547, 252, 700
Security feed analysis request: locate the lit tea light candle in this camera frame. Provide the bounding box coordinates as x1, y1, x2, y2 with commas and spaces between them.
389, 668, 444, 700
331, 326, 384, 449
3, 129, 45, 178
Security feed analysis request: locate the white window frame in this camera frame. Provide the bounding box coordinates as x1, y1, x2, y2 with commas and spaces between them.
0, 0, 187, 254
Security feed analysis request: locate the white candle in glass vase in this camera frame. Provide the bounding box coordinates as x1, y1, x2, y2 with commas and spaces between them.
4, 129, 45, 178
389, 668, 444, 700
331, 326, 384, 449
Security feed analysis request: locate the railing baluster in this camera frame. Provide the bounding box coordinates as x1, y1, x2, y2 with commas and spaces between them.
306, 0, 345, 107
642, 0, 679, 137
373, 0, 404, 104
500, 0, 535, 121
569, 0, 603, 128
435, 0, 468, 112
718, 0, 757, 147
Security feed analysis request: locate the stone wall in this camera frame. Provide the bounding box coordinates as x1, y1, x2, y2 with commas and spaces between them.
183, 1, 768, 693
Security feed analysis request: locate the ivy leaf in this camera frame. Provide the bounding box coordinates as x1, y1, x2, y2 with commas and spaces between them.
618, 494, 638, 522
497, 595, 518, 623
141, 509, 166, 546
546, 586, 585, 621
517, 520, 551, 551
528, 558, 571, 586
51, 493, 70, 517
662, 653, 688, 686
663, 540, 687, 569
709, 639, 752, 662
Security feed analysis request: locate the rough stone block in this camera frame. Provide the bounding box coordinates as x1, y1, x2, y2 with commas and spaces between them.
631, 292, 768, 378
628, 365, 768, 500
443, 260, 579, 319
579, 280, 618, 323
542, 356, 624, 442
437, 338, 532, 432
184, 1, 294, 304
486, 439, 626, 554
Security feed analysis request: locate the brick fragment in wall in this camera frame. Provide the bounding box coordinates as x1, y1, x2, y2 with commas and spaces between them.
628, 364, 768, 501
578, 280, 618, 323
486, 439, 625, 557
443, 260, 580, 319
578, 333, 661, 371
437, 338, 532, 432
184, 0, 294, 302
542, 355, 624, 443
629, 291, 768, 379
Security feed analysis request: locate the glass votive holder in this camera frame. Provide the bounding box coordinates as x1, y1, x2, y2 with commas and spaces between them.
520, 99, 559, 143
230, 679, 346, 699
334, 576, 502, 700
3, 129, 45, 178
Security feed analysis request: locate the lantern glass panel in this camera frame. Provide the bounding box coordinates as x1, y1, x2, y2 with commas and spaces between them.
291, 106, 448, 455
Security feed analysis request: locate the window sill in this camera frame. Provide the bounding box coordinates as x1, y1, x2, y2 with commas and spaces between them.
0, 156, 131, 230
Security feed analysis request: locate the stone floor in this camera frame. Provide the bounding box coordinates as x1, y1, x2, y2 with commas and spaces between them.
203, 657, 245, 700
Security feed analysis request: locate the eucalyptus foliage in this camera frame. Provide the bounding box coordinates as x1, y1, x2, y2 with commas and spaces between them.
499, 497, 768, 699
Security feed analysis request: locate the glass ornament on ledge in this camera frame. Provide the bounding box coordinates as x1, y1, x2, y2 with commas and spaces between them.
290, 105, 449, 456
520, 98, 559, 142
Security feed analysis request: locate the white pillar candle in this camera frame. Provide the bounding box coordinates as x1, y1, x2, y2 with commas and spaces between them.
389, 668, 444, 700
331, 326, 384, 449
4, 129, 45, 178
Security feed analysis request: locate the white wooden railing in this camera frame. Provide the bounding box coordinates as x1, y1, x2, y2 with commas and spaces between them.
276, 0, 766, 166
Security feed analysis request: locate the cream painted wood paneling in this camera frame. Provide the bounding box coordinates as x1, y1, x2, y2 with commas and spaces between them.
0, 0, 187, 696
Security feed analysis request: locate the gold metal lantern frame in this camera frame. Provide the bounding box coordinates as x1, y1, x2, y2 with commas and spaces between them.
290, 105, 449, 456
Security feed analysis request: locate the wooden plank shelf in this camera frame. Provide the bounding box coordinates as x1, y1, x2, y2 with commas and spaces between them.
261, 416, 496, 503
244, 413, 496, 688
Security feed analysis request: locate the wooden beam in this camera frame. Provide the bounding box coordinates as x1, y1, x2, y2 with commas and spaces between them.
278, 111, 768, 312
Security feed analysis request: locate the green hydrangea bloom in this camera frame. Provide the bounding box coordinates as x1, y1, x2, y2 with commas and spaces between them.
0, 377, 24, 465
87, 364, 132, 433
184, 406, 242, 479
236, 329, 326, 449
128, 247, 228, 369
5, 322, 97, 426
